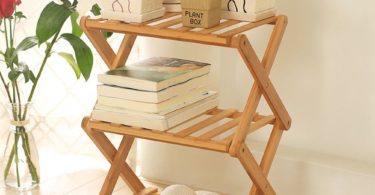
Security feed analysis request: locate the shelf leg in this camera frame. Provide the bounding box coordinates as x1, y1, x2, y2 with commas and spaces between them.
110, 34, 137, 70
238, 144, 276, 195
100, 135, 135, 195
80, 17, 138, 70
249, 122, 283, 195
230, 15, 290, 156
82, 118, 146, 193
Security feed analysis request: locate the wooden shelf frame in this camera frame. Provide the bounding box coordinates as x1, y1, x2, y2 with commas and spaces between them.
80, 13, 291, 195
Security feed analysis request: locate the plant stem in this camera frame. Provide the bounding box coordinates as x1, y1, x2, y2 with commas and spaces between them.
20, 128, 39, 183
14, 132, 21, 187
3, 19, 9, 49
8, 18, 13, 48
0, 72, 12, 102
27, 28, 62, 102
14, 82, 22, 119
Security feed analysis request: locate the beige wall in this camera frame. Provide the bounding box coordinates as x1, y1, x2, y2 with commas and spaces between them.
137, 0, 375, 194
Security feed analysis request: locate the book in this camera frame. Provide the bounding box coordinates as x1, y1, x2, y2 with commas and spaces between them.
97, 74, 208, 103
97, 87, 210, 113
92, 92, 218, 130
98, 57, 211, 91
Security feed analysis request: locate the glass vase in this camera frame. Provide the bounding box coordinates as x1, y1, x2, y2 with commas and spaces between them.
2, 102, 40, 191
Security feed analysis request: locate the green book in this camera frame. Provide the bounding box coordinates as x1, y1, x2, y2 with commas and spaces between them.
98, 57, 211, 91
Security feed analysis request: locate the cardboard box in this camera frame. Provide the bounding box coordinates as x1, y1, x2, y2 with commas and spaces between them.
182, 8, 220, 28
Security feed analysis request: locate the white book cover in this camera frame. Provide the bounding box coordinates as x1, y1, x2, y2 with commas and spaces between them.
97, 74, 208, 103
92, 92, 219, 130
97, 87, 210, 113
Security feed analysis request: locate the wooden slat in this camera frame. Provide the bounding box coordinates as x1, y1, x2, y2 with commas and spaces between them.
198, 117, 241, 140
197, 20, 241, 34
163, 107, 219, 133
143, 12, 180, 25
136, 187, 159, 195
219, 16, 277, 37
85, 18, 230, 46
175, 26, 193, 32
176, 109, 237, 137
87, 119, 229, 152
223, 115, 275, 143
153, 17, 182, 29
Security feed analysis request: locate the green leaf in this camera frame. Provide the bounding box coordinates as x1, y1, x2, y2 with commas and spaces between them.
21, 65, 31, 83
9, 36, 38, 64
14, 11, 27, 21
90, 4, 101, 16
5, 48, 17, 67
58, 52, 81, 79
8, 70, 21, 81
36, 1, 73, 44
30, 71, 36, 83
60, 33, 93, 80
70, 12, 83, 37
89, 4, 113, 38
16, 36, 38, 51
72, 0, 78, 7
102, 32, 113, 38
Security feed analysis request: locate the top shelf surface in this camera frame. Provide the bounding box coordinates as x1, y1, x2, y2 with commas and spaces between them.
81, 13, 282, 47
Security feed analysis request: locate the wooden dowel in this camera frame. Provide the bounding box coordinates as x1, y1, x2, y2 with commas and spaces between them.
143, 12, 180, 25
198, 117, 241, 140
175, 26, 193, 32
87, 119, 229, 152
153, 17, 182, 29
197, 20, 241, 34
176, 109, 237, 137
223, 115, 275, 143
219, 16, 277, 37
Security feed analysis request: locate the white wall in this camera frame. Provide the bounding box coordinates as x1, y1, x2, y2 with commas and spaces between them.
137, 0, 375, 194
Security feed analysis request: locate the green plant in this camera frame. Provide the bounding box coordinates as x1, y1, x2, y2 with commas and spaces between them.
0, 0, 93, 188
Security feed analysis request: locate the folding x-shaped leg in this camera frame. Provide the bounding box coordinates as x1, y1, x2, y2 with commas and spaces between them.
82, 118, 158, 195
229, 16, 290, 195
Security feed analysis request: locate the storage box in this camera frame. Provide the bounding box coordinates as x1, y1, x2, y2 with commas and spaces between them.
181, 0, 221, 28
101, 0, 165, 23
221, 0, 276, 21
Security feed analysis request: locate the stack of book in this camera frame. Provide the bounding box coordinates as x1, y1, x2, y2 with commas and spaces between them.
163, 0, 182, 12
92, 57, 218, 131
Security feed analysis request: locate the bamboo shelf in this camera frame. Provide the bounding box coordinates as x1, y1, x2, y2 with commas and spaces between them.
80, 13, 291, 195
